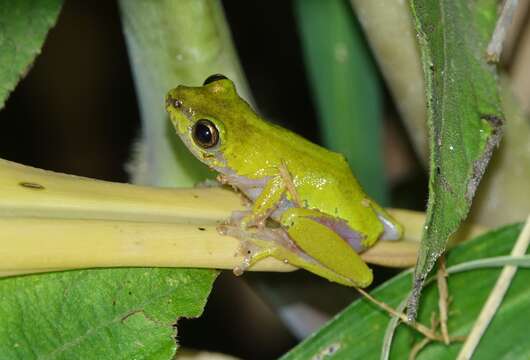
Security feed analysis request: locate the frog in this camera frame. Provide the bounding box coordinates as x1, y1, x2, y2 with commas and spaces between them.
165, 74, 403, 288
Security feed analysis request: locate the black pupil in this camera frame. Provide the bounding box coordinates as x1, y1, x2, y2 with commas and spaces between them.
194, 121, 217, 148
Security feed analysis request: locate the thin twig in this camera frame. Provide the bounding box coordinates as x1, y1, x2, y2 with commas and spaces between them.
446, 255, 530, 274
356, 288, 442, 341
456, 215, 530, 360
381, 246, 529, 359
409, 337, 431, 360
409, 313, 438, 360
486, 0, 520, 63
436, 256, 450, 344
380, 292, 409, 360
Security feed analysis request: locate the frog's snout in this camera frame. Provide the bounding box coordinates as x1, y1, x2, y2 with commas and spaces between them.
166, 92, 183, 111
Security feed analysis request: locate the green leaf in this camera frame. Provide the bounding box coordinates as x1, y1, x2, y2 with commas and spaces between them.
280, 223, 528, 359
408, 0, 504, 317
294, 0, 387, 204
0, 0, 63, 109
0, 268, 217, 359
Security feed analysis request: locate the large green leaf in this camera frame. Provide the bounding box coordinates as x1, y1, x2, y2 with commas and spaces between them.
294, 0, 386, 204
281, 223, 528, 359
0, 0, 64, 109
408, 0, 504, 317
0, 268, 217, 359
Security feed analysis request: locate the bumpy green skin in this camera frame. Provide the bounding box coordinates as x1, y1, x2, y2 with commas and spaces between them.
166, 78, 402, 287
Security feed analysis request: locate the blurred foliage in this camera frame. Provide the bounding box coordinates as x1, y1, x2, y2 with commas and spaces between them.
294, 0, 386, 204
0, 0, 63, 109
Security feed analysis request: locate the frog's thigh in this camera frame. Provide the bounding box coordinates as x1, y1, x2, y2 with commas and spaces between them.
280, 208, 373, 287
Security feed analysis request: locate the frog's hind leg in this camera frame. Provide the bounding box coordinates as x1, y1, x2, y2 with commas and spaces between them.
280, 207, 373, 287
219, 212, 371, 287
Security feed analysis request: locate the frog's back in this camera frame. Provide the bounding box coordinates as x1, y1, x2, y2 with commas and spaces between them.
257, 122, 385, 237
245, 122, 371, 214
234, 118, 347, 173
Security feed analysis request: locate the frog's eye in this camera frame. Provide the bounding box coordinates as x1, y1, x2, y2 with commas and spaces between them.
203, 74, 228, 85
192, 119, 219, 149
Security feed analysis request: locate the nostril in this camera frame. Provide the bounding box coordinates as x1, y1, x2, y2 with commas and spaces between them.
166, 96, 182, 109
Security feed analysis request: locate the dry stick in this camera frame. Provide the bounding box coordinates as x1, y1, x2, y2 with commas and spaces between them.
501, 0, 529, 63
356, 288, 443, 342
409, 313, 438, 360
436, 256, 450, 344
486, 0, 519, 63
409, 337, 431, 360
456, 215, 530, 360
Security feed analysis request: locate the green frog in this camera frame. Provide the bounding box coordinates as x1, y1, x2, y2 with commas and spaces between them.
166, 74, 402, 287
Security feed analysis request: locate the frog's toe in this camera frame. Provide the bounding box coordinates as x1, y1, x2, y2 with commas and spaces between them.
376, 212, 403, 241
228, 210, 251, 226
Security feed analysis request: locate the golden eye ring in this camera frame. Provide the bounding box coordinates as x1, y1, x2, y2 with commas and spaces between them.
192, 119, 219, 149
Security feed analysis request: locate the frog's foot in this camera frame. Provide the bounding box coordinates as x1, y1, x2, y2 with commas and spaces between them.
376, 211, 403, 241
360, 201, 403, 242
226, 210, 252, 226
225, 210, 268, 229
278, 161, 302, 207
216, 174, 230, 185
239, 213, 272, 229
233, 198, 280, 229
234, 240, 276, 276
217, 223, 282, 275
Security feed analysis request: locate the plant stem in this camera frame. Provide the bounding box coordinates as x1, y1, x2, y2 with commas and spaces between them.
456, 215, 530, 360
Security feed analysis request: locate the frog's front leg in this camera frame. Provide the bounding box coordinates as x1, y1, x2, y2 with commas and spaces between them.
239, 174, 286, 228
238, 161, 302, 228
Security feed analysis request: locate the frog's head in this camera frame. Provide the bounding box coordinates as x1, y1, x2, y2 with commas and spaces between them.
166, 74, 255, 171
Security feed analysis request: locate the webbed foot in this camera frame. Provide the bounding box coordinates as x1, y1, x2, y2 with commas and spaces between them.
217, 223, 286, 276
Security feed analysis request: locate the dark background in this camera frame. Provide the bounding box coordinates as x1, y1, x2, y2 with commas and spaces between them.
0, 1, 426, 358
